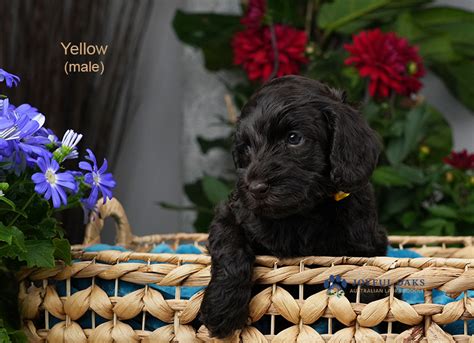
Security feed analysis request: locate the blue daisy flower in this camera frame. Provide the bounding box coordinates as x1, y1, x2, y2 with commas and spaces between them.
0, 99, 45, 141
79, 149, 116, 206
0, 69, 20, 88
32, 156, 77, 208
53, 129, 83, 162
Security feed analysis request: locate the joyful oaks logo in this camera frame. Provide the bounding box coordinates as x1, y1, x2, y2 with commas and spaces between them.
324, 275, 347, 297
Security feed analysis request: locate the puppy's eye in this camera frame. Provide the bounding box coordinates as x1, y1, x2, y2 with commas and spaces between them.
287, 131, 304, 146
243, 144, 251, 155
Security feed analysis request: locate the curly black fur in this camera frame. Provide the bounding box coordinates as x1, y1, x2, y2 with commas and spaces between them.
200, 76, 388, 338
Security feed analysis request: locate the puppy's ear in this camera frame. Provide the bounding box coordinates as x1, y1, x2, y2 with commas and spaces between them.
326, 104, 381, 192
232, 130, 242, 170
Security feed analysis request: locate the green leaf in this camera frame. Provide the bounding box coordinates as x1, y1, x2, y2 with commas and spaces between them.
318, 0, 391, 33
0, 329, 11, 343
400, 211, 417, 229
390, 6, 474, 111
184, 180, 213, 208
53, 238, 71, 264
378, 188, 414, 221
396, 165, 425, 185
202, 176, 232, 205
385, 137, 405, 166
9, 330, 27, 343
267, 0, 307, 27
421, 217, 446, 228
421, 218, 456, 235
386, 106, 428, 165
362, 101, 381, 123
416, 35, 462, 63
402, 106, 426, 157
23, 240, 55, 268
0, 224, 25, 250
172, 10, 240, 71
0, 226, 15, 246
431, 60, 474, 112
415, 7, 474, 56
393, 7, 474, 63
372, 166, 412, 187
416, 6, 474, 26
393, 11, 425, 42
37, 218, 60, 240
193, 211, 214, 233
0, 196, 15, 210
422, 106, 453, 163
427, 205, 458, 219
459, 205, 474, 223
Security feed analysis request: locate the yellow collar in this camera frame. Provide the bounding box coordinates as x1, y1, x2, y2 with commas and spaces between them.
334, 191, 350, 201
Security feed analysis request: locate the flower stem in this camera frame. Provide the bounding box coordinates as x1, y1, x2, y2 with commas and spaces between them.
53, 198, 81, 212
268, 24, 280, 80
363, 80, 370, 106
8, 193, 36, 227
389, 92, 396, 117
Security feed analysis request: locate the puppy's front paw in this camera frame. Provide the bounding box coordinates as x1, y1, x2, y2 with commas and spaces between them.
200, 281, 250, 338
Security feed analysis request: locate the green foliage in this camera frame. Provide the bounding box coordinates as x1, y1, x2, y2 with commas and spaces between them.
170, 0, 474, 237
318, 0, 392, 33
267, 0, 307, 26
0, 173, 72, 340
391, 7, 474, 111
160, 176, 233, 232
172, 10, 241, 71
202, 175, 232, 205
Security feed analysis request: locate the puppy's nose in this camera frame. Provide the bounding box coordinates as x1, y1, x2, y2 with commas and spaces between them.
249, 182, 269, 197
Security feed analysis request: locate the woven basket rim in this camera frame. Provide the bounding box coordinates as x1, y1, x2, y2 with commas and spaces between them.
66, 249, 474, 267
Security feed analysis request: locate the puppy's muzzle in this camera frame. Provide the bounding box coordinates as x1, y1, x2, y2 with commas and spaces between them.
248, 181, 269, 199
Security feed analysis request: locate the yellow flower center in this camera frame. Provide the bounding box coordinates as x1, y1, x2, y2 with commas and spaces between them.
46, 169, 57, 185
407, 61, 418, 75
445, 172, 454, 183
420, 145, 430, 155
93, 173, 101, 185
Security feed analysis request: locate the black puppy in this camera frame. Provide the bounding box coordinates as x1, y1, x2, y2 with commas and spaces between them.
200, 75, 388, 338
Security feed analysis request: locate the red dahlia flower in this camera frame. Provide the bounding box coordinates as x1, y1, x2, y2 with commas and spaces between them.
241, 0, 266, 28
344, 29, 425, 98
443, 150, 474, 170
232, 25, 308, 82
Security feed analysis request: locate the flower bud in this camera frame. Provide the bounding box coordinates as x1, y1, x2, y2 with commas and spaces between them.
407, 61, 418, 75
0, 182, 9, 191
419, 145, 430, 155
445, 172, 454, 183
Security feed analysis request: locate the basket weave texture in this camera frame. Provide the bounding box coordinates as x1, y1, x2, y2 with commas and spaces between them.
18, 198, 474, 342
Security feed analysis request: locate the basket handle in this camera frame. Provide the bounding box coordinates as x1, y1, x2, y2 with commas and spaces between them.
83, 197, 133, 246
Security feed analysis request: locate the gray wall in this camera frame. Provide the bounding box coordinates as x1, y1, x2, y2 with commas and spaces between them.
108, 1, 185, 242
110, 0, 474, 240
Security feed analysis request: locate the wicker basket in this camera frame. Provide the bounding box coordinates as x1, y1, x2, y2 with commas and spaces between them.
18, 198, 474, 342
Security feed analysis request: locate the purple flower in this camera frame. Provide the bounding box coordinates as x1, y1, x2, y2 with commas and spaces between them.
0, 69, 20, 88
0, 99, 45, 141
32, 156, 77, 208
53, 129, 83, 162
79, 149, 116, 206
36, 127, 59, 148
0, 99, 49, 173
